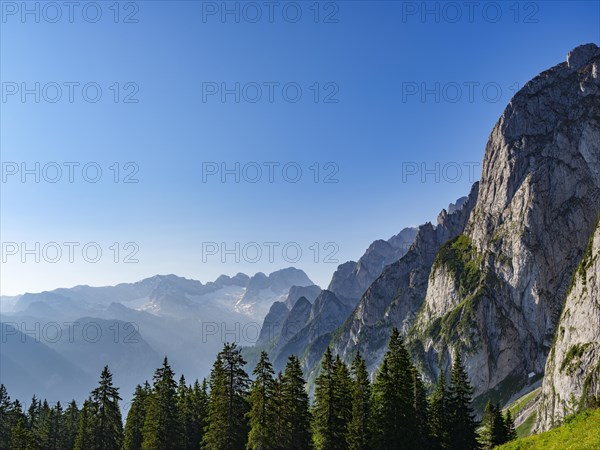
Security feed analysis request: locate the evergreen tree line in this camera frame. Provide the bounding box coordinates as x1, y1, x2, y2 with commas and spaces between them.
0, 328, 516, 450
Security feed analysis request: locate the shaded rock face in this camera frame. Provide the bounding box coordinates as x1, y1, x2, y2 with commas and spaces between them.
255, 285, 322, 347
413, 44, 600, 405
331, 184, 479, 372
327, 227, 418, 305
237, 268, 314, 318
273, 291, 350, 374
256, 301, 290, 347
285, 285, 322, 309
537, 215, 600, 431
254, 227, 417, 374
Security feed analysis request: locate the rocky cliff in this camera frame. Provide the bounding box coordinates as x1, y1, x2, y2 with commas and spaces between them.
411, 43, 600, 407
536, 213, 600, 431
331, 184, 479, 372
248, 45, 600, 413
327, 227, 418, 304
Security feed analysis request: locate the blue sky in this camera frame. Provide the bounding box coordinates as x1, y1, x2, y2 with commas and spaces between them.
1, 1, 598, 294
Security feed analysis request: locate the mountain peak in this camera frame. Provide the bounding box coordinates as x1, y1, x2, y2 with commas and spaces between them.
567, 43, 600, 70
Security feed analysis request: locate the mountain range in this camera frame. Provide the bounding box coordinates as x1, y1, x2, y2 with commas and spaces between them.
2, 44, 600, 434
250, 44, 600, 430
0, 268, 314, 406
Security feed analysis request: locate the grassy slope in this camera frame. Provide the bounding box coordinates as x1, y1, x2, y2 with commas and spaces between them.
497, 408, 600, 449
506, 387, 541, 438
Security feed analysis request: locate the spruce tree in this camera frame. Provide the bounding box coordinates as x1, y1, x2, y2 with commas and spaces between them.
124, 383, 150, 450
60, 400, 80, 450
312, 347, 338, 450
281, 355, 312, 450
189, 379, 208, 448
412, 368, 431, 447
504, 410, 517, 442
26, 395, 41, 447
38, 401, 61, 450
270, 372, 286, 449
347, 352, 371, 450
10, 418, 35, 450
480, 401, 497, 449
333, 355, 352, 448
370, 328, 416, 449
202, 343, 250, 450
142, 358, 179, 450
176, 375, 196, 450
74, 399, 95, 450
429, 370, 450, 450
90, 366, 124, 450
0, 385, 11, 449
6, 398, 31, 450
447, 351, 479, 450
246, 351, 275, 450
37, 400, 51, 448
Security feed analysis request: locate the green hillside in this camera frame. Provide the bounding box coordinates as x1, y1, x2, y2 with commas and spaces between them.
497, 408, 600, 449
503, 387, 541, 438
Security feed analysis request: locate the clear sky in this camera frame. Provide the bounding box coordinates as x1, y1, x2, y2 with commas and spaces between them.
1, 0, 598, 295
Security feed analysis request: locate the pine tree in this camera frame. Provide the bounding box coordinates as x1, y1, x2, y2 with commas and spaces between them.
280, 355, 312, 450
370, 328, 416, 449
176, 375, 196, 450
189, 379, 208, 449
412, 367, 431, 447
504, 410, 517, 442
60, 400, 80, 450
347, 352, 371, 450
270, 372, 287, 449
74, 399, 95, 450
312, 347, 338, 450
6, 398, 32, 450
333, 355, 352, 448
142, 358, 179, 450
89, 366, 123, 450
479, 401, 511, 448
429, 370, 451, 450
447, 351, 479, 450
202, 343, 250, 450
38, 401, 61, 449
10, 418, 35, 450
124, 383, 150, 450
26, 395, 41, 447
247, 351, 275, 450
0, 385, 12, 449
479, 401, 498, 449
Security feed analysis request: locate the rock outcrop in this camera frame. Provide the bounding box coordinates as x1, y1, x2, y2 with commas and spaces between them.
411, 43, 600, 406
327, 227, 418, 304
331, 184, 479, 372
536, 214, 600, 431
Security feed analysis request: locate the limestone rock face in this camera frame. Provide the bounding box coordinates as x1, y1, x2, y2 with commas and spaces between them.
254, 226, 417, 373
250, 45, 600, 411
330, 184, 479, 372
537, 217, 600, 431
413, 43, 600, 405
327, 227, 418, 305
273, 291, 350, 373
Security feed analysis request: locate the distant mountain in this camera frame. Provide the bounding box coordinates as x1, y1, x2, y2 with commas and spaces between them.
256, 285, 321, 347
0, 268, 313, 405
46, 317, 162, 405
0, 323, 93, 404
327, 227, 418, 304
247, 45, 600, 416
332, 43, 600, 413
248, 226, 419, 375
236, 268, 314, 318
332, 184, 478, 374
